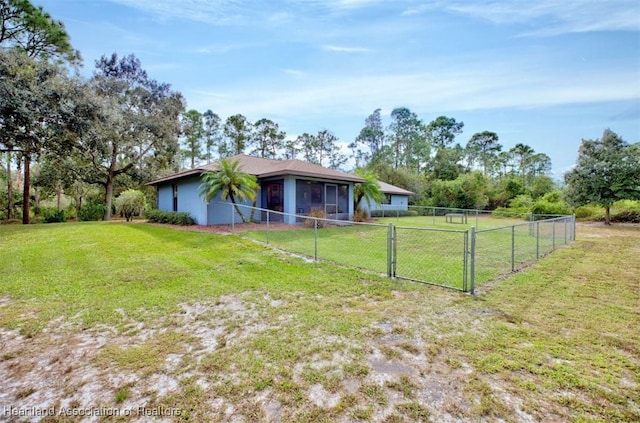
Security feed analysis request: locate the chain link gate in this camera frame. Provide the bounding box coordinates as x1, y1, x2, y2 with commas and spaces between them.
388, 224, 470, 291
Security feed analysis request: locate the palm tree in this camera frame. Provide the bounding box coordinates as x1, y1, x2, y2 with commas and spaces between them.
353, 169, 383, 211
199, 159, 258, 223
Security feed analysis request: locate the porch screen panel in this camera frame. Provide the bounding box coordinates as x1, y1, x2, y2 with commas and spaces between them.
325, 184, 337, 214
338, 185, 348, 213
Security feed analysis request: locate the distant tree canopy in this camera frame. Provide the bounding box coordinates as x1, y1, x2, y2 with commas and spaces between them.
565, 129, 640, 224
0, 0, 80, 63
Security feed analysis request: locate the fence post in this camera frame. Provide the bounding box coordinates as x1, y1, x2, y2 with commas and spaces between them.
511, 225, 515, 272
470, 226, 476, 295
476, 210, 479, 228
463, 230, 469, 292
536, 220, 540, 260
314, 219, 318, 261
387, 223, 393, 278
392, 225, 397, 278
572, 215, 576, 241
266, 210, 270, 245
432, 208, 435, 225
552, 220, 556, 250
529, 213, 534, 236
231, 203, 235, 232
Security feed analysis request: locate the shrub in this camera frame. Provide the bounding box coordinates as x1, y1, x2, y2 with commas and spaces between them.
610, 200, 640, 223
42, 208, 67, 223
115, 189, 146, 222
370, 209, 421, 218
78, 202, 106, 221
575, 205, 602, 220
508, 195, 533, 209
530, 200, 571, 216
145, 209, 195, 225
491, 207, 530, 219
303, 207, 326, 228
352, 208, 368, 222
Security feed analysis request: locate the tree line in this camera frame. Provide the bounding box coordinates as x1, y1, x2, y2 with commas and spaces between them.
1, 0, 637, 225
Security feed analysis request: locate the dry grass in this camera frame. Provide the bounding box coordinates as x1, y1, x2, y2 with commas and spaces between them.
0, 221, 638, 421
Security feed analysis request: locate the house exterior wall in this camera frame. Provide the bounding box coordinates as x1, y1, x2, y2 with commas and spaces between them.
390, 194, 409, 210
156, 177, 208, 224
156, 174, 356, 226
361, 194, 410, 212
177, 177, 207, 224
206, 189, 262, 225
283, 176, 297, 224
157, 185, 173, 212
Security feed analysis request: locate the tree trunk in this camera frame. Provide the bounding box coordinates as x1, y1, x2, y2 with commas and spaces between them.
22, 155, 30, 224
229, 193, 247, 223
6, 153, 13, 220
604, 206, 611, 225
104, 173, 115, 220
56, 183, 62, 209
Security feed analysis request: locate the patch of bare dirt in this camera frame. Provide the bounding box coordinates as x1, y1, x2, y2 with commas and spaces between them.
1, 284, 559, 423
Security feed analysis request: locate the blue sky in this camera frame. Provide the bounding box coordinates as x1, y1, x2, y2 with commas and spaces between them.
38, 0, 639, 178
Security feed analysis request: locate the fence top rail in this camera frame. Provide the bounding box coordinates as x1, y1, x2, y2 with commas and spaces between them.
475, 215, 573, 233
394, 225, 468, 233
209, 200, 390, 228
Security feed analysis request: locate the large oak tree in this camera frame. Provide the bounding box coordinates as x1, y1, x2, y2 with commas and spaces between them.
80, 53, 184, 220
565, 129, 640, 224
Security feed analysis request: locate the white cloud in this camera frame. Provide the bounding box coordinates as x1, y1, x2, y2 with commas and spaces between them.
444, 0, 640, 36
322, 45, 374, 53
107, 0, 248, 25
187, 60, 640, 122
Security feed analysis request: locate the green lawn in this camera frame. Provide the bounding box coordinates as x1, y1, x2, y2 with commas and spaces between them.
0, 221, 637, 422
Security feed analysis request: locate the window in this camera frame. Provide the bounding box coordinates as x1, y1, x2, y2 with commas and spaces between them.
172, 184, 178, 211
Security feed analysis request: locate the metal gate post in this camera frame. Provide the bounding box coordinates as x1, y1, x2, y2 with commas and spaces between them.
552, 220, 556, 250
470, 226, 476, 294
231, 203, 235, 232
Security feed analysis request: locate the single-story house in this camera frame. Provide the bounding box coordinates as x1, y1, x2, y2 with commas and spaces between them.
147, 154, 366, 225
359, 181, 414, 213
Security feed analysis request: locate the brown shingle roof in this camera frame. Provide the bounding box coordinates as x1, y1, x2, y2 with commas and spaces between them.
147, 154, 365, 185
378, 181, 414, 196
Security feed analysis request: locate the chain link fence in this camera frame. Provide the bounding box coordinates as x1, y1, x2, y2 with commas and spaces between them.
209, 201, 575, 293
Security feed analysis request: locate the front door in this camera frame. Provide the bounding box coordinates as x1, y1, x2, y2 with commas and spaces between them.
325, 184, 338, 216
266, 182, 283, 212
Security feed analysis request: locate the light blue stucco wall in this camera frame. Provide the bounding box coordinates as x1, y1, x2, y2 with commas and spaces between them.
206, 189, 262, 225
361, 194, 410, 212
157, 185, 173, 212
283, 176, 297, 224
157, 174, 358, 225
156, 177, 207, 224
177, 177, 207, 224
